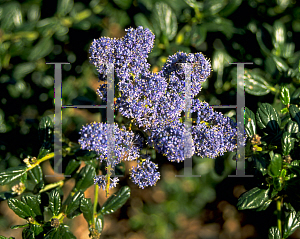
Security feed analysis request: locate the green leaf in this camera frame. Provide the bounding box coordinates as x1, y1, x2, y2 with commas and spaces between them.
11, 223, 29, 229
28, 165, 43, 184
80, 198, 93, 225
65, 159, 81, 175
268, 153, 282, 177
66, 191, 84, 219
153, 2, 177, 41
7, 198, 35, 219
272, 55, 289, 72
268, 226, 281, 239
273, 20, 286, 49
237, 187, 270, 210
57, 0, 74, 17
273, 177, 284, 191
28, 37, 53, 61
113, 0, 132, 10
285, 121, 299, 134
280, 86, 290, 105
21, 195, 42, 216
30, 224, 43, 237
38, 115, 54, 144
218, 0, 242, 17
256, 199, 272, 211
13, 62, 36, 80
256, 103, 281, 134
0, 166, 27, 185
291, 88, 300, 104
22, 228, 35, 239
49, 189, 61, 216
289, 104, 300, 128
244, 71, 272, 96
0, 191, 14, 202
75, 164, 96, 191
282, 132, 295, 156
100, 186, 130, 215
252, 154, 268, 176
245, 107, 256, 138
283, 209, 300, 238
133, 14, 154, 33
190, 25, 207, 50
203, 0, 226, 15
95, 214, 104, 234
75, 150, 97, 161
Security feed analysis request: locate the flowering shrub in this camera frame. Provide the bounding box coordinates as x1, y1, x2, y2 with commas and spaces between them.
0, 26, 248, 238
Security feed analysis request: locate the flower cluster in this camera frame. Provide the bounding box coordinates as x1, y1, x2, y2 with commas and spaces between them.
129, 156, 160, 189
82, 26, 247, 191
78, 122, 142, 166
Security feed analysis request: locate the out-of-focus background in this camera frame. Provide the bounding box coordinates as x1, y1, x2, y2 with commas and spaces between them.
1, 0, 300, 238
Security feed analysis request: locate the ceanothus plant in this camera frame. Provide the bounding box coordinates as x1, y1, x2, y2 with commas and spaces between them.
2, 26, 297, 239
240, 86, 300, 239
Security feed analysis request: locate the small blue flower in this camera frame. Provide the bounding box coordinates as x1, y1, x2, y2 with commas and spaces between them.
78, 122, 142, 166
94, 175, 119, 191
129, 157, 160, 189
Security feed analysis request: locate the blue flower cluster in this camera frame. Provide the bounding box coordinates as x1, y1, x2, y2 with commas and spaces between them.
129, 156, 160, 189
80, 26, 247, 191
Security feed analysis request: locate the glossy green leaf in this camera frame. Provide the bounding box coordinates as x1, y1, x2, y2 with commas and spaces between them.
22, 228, 35, 239
291, 88, 300, 104
268, 153, 282, 177
100, 186, 130, 215
280, 86, 290, 105
203, 0, 226, 15
283, 209, 300, 238
285, 121, 299, 134
268, 227, 281, 239
28, 165, 43, 184
256, 103, 281, 134
256, 199, 272, 211
289, 104, 300, 127
21, 195, 42, 216
30, 224, 43, 237
95, 213, 104, 234
272, 55, 289, 72
273, 20, 286, 49
282, 132, 295, 156
13, 62, 36, 80
75, 164, 96, 191
1, 2, 22, 31
44, 225, 75, 239
273, 177, 284, 191
218, 0, 242, 17
38, 115, 54, 144
66, 191, 84, 219
190, 25, 206, 49
75, 150, 97, 161
80, 198, 93, 225
0, 166, 27, 185
65, 159, 81, 176
0, 192, 14, 202
245, 107, 256, 138
237, 187, 270, 210
49, 189, 61, 216
133, 13, 154, 33
252, 154, 268, 176
153, 2, 177, 41
11, 223, 29, 229
28, 37, 53, 61
57, 0, 74, 17
7, 198, 35, 219
113, 0, 132, 9
244, 71, 271, 96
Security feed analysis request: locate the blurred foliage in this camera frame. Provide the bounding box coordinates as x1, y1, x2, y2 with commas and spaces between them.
1, 0, 300, 238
